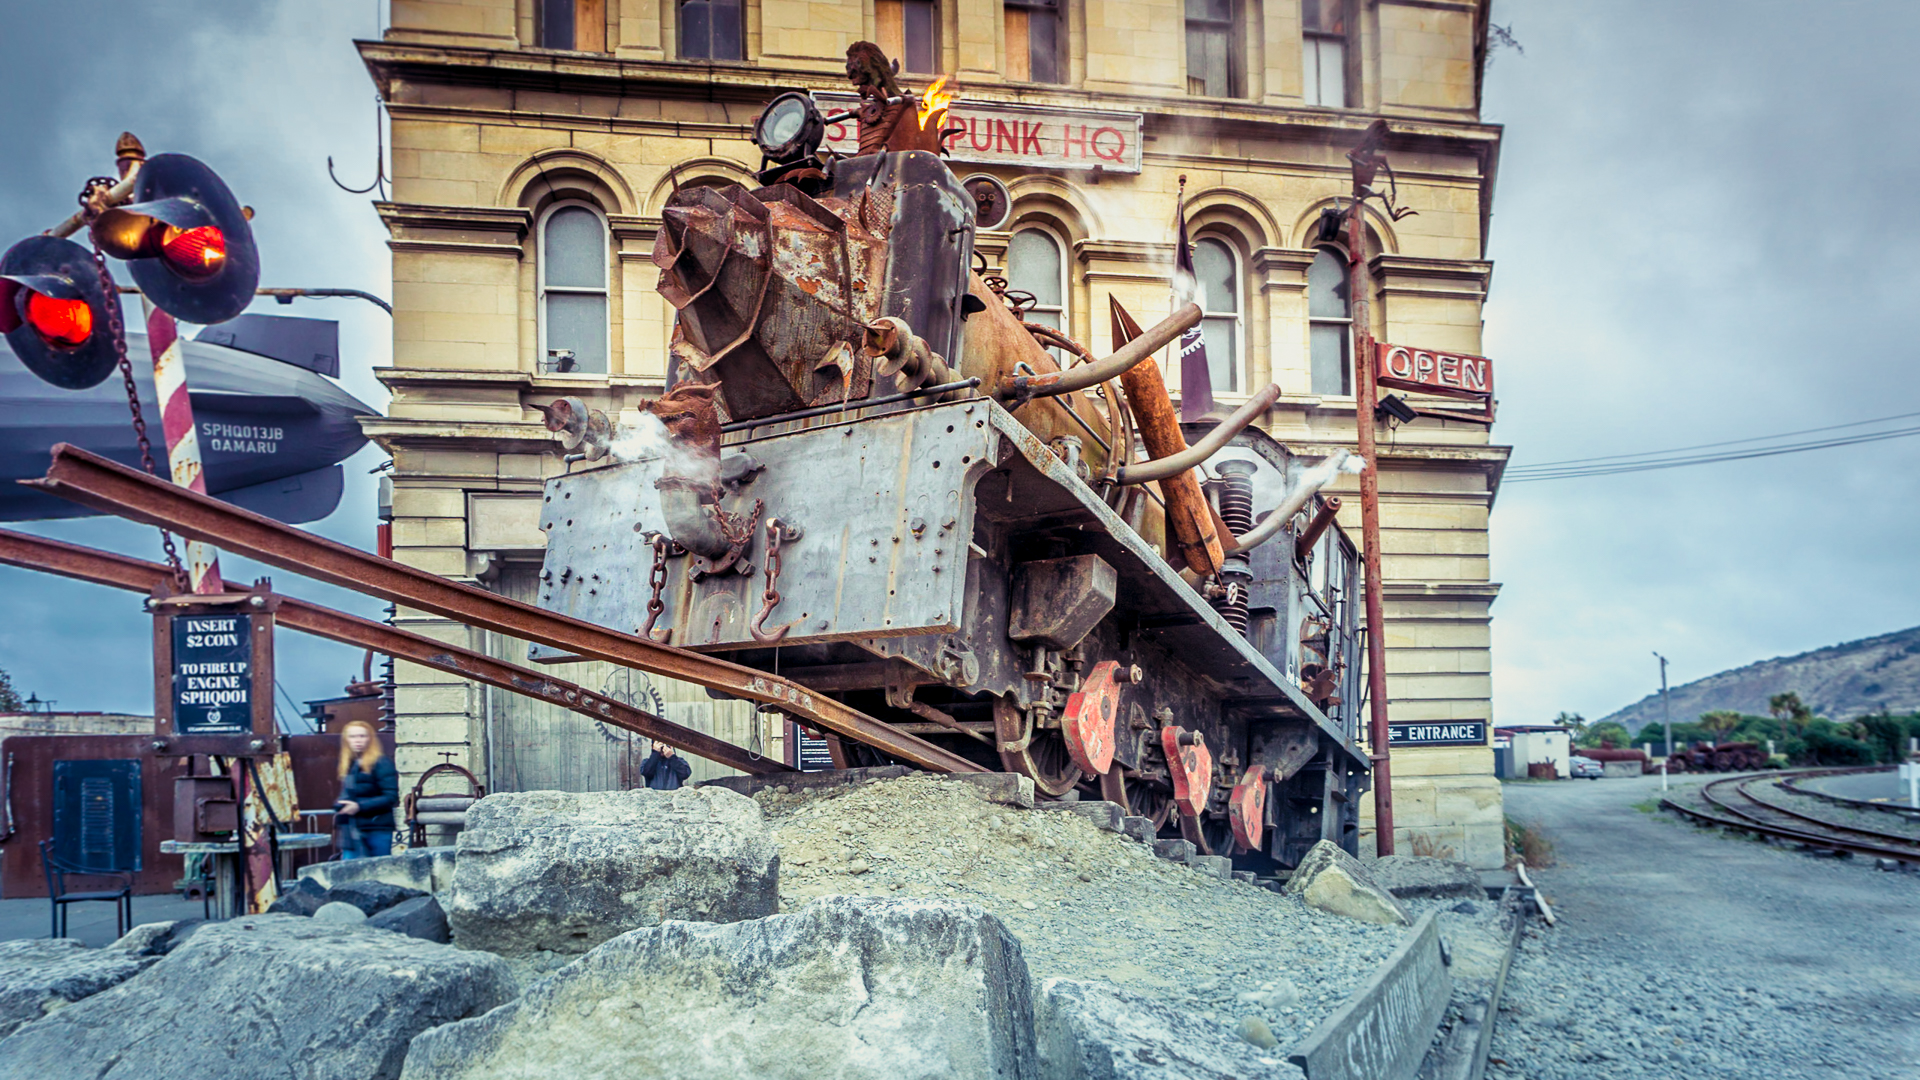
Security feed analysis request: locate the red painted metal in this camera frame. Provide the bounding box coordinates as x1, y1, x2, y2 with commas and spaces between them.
1229, 763, 1267, 852
1060, 660, 1121, 776
1161, 725, 1213, 818
1374, 342, 1492, 400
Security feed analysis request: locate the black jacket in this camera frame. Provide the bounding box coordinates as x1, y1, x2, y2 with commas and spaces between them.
340, 757, 400, 831
639, 750, 691, 791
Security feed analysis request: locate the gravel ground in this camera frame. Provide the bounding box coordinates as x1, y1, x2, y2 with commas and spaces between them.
1489, 774, 1920, 1079
752, 774, 1409, 1057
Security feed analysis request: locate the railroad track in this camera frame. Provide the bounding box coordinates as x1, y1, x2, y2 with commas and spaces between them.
1660, 767, 1920, 865
1779, 766, 1920, 820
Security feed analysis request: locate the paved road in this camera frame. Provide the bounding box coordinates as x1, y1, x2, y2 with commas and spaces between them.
0, 894, 205, 948
1804, 768, 1914, 807
1489, 773, 1920, 1078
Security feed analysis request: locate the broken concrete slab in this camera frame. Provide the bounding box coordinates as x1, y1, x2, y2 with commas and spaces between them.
1038, 800, 1124, 832
1189, 854, 1232, 880
1152, 838, 1195, 863
1369, 854, 1485, 901
702, 765, 912, 798
402, 896, 1036, 1080
298, 845, 456, 895
1285, 840, 1412, 926
446, 785, 779, 956
367, 895, 451, 944
327, 879, 428, 916
1121, 816, 1156, 843
266, 874, 330, 916
0, 915, 514, 1080
1035, 978, 1304, 1080
949, 771, 1037, 809
0, 938, 157, 1039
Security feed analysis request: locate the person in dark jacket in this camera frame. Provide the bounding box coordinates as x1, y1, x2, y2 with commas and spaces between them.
336, 719, 400, 859
638, 741, 691, 790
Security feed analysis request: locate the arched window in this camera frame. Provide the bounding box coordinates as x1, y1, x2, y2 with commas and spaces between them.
1007, 227, 1069, 366
1308, 247, 1351, 396
1193, 236, 1240, 394
538, 202, 609, 375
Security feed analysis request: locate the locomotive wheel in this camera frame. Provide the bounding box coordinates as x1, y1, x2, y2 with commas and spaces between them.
1127, 778, 1174, 833
994, 696, 1084, 797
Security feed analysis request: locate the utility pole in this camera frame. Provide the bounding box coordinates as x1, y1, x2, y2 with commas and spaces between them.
1345, 122, 1395, 855
1653, 651, 1671, 757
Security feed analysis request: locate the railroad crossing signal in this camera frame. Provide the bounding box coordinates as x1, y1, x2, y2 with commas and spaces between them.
90, 153, 260, 326
0, 234, 120, 389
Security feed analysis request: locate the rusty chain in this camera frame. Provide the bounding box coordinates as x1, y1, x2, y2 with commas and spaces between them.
76, 177, 189, 590
640, 536, 672, 643
749, 517, 796, 643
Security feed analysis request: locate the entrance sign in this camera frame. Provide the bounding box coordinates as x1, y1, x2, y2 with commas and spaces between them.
1388, 721, 1487, 748
171, 614, 253, 734
815, 93, 1143, 174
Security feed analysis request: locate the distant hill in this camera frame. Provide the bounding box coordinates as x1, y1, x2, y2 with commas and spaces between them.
1598, 626, 1920, 734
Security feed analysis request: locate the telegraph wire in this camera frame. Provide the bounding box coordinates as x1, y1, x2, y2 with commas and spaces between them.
1505, 423, 1920, 482
1506, 409, 1920, 471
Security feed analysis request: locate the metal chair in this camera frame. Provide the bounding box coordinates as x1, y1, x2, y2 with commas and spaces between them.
39, 839, 134, 939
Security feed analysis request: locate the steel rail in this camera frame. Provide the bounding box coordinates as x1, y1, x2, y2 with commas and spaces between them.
1778, 766, 1920, 819
0, 527, 792, 777
25, 443, 982, 775
1712, 771, 1920, 849
1660, 770, 1920, 864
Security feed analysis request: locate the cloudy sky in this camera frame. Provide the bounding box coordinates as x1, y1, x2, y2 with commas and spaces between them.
0, 0, 1915, 729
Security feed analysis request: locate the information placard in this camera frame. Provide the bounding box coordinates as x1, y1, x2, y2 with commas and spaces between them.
1387, 721, 1487, 748
171, 613, 253, 735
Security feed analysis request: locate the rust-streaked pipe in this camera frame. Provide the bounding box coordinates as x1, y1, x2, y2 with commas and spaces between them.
1223, 448, 1356, 556
1293, 496, 1342, 561
49, 134, 145, 239
1114, 383, 1280, 485
1112, 298, 1222, 577
1001, 303, 1201, 406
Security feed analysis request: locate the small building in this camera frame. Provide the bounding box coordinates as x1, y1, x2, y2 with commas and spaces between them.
0, 711, 151, 741
1494, 725, 1571, 780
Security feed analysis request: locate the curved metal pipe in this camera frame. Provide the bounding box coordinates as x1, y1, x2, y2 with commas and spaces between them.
1000, 303, 1201, 406
655, 477, 732, 559
1113, 383, 1281, 485
1223, 449, 1356, 556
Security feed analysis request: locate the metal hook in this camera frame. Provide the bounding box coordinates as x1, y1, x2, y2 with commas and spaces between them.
328, 95, 390, 199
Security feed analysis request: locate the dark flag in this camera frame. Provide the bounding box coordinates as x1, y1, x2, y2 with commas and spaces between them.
1173, 183, 1214, 421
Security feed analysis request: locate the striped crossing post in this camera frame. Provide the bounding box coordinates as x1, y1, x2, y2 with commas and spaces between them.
142, 299, 223, 593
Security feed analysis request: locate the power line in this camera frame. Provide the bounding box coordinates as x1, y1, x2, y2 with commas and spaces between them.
1506, 423, 1920, 482
1507, 408, 1920, 471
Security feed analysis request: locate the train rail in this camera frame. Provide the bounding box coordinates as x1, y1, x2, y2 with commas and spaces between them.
1660, 767, 1920, 865
1778, 766, 1920, 820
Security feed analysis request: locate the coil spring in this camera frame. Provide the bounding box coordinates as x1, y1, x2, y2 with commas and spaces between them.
1211, 462, 1256, 636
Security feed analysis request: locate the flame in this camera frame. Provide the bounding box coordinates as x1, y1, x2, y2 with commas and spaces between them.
917, 76, 953, 128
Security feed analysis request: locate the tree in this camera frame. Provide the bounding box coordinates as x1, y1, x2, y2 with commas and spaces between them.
1699, 710, 1743, 744
1554, 711, 1588, 742
0, 667, 21, 712
1581, 721, 1631, 749
1768, 692, 1813, 733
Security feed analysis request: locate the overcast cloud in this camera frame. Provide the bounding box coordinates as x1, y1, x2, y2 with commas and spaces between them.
0, 1, 1913, 730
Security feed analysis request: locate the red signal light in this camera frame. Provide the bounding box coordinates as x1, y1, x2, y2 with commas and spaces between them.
23, 291, 93, 348
160, 225, 226, 280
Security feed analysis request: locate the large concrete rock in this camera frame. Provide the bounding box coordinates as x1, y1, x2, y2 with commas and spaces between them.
328, 878, 428, 916
1369, 854, 1485, 900
403, 896, 1036, 1080
1284, 840, 1411, 925
368, 895, 452, 944
267, 874, 330, 915
1035, 979, 1304, 1080
299, 846, 456, 894
0, 914, 515, 1080
0, 938, 156, 1039
447, 785, 779, 955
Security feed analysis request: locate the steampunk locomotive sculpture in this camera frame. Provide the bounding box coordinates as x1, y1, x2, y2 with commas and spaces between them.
532, 50, 1370, 869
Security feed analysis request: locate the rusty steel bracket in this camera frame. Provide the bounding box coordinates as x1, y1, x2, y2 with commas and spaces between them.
26, 444, 982, 775
0, 527, 791, 777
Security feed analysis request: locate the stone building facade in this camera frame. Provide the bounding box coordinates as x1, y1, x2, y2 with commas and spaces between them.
357, 0, 1508, 864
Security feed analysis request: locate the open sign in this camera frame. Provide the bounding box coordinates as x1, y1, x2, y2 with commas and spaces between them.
1374, 343, 1493, 401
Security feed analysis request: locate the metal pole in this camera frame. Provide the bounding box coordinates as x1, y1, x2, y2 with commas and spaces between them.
138, 298, 224, 593
1347, 177, 1393, 856
1654, 651, 1671, 758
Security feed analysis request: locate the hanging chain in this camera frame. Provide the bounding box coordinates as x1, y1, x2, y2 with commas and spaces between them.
641, 536, 672, 643
749, 517, 796, 644
76, 177, 189, 590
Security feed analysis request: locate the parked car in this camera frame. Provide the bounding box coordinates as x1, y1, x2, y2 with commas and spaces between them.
1570, 756, 1604, 780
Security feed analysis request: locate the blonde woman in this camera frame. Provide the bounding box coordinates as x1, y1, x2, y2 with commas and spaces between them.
334, 720, 399, 859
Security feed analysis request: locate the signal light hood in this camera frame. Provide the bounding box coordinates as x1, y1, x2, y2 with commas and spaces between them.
0, 235, 117, 390
91, 153, 258, 326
